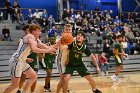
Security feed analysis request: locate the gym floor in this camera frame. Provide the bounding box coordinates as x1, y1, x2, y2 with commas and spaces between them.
0, 72, 140, 93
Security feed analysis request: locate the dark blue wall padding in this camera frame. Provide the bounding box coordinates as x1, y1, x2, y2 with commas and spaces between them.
122, 0, 140, 12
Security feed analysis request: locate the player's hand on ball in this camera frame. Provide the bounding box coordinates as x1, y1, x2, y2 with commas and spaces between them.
26, 58, 34, 63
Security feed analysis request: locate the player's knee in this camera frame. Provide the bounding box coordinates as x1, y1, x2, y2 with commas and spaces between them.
47, 72, 52, 77
64, 75, 70, 81
120, 65, 123, 69
30, 73, 37, 81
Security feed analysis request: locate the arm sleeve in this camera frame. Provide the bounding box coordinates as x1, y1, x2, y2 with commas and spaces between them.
84, 46, 91, 57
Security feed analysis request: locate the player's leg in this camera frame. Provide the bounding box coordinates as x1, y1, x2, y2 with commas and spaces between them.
16, 74, 27, 93
62, 74, 71, 93
22, 68, 37, 93
28, 60, 39, 93
4, 60, 23, 93
84, 75, 102, 93
4, 77, 20, 93
115, 65, 123, 76
44, 69, 52, 92
30, 71, 38, 93
77, 65, 102, 93
111, 56, 123, 81
111, 65, 123, 81
31, 79, 37, 93
56, 74, 64, 93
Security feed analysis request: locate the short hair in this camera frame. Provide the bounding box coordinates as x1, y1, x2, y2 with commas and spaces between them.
64, 24, 72, 29
22, 24, 30, 31
77, 31, 86, 38
116, 34, 123, 39
29, 24, 41, 33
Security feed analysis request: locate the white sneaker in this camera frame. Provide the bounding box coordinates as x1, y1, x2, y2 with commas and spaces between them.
111, 75, 118, 81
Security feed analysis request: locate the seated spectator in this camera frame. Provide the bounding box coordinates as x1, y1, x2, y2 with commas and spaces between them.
47, 26, 57, 38
1, 25, 12, 41
121, 36, 129, 54
27, 9, 33, 23
114, 16, 121, 24
11, 1, 20, 23
127, 39, 135, 55
99, 52, 109, 76
0, 10, 3, 23
41, 9, 48, 19
135, 38, 140, 54
31, 16, 39, 25
134, 12, 140, 23
33, 9, 41, 23
133, 31, 140, 43
48, 15, 55, 29
16, 13, 25, 30
3, 0, 11, 20
55, 25, 62, 38
103, 39, 112, 62
41, 18, 48, 33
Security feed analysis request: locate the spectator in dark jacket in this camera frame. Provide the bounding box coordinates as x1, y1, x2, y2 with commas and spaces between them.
2, 25, 12, 41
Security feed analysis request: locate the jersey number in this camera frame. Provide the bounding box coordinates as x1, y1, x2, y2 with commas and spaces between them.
75, 54, 79, 58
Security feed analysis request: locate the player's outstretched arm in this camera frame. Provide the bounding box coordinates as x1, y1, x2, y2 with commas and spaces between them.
29, 37, 56, 54
36, 38, 51, 49
89, 53, 100, 75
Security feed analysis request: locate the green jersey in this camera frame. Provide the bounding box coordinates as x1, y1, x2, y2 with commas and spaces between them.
113, 42, 123, 66
113, 42, 123, 56
68, 41, 91, 66
40, 42, 56, 69
27, 52, 38, 71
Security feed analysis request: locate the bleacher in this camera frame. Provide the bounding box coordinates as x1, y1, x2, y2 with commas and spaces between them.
0, 20, 140, 80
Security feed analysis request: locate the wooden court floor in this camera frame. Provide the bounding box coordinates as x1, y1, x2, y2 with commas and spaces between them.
0, 72, 140, 93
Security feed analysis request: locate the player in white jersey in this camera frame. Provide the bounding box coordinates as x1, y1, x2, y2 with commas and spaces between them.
56, 24, 73, 93
4, 24, 57, 93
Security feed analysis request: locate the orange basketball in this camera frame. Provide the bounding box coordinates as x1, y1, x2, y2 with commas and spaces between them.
60, 33, 73, 45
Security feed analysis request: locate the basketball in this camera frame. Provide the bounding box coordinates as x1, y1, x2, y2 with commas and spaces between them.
60, 33, 73, 45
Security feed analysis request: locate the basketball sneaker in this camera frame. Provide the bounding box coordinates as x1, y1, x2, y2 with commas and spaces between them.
44, 86, 51, 92
16, 90, 21, 93
93, 89, 102, 93
111, 75, 119, 81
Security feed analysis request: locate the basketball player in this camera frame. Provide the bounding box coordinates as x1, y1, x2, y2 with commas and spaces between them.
56, 24, 72, 93
40, 37, 56, 92
62, 31, 102, 93
4, 24, 56, 93
111, 35, 128, 81
16, 25, 39, 93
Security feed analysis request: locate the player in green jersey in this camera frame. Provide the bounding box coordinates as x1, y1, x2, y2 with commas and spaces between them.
62, 31, 102, 93
39, 37, 56, 92
111, 35, 128, 82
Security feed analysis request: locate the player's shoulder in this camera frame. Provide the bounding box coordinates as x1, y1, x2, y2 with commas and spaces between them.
25, 34, 35, 40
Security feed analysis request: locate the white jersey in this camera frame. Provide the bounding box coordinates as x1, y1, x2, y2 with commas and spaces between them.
12, 38, 31, 62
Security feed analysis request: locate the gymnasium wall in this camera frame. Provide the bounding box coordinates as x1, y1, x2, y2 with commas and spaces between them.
122, 0, 140, 12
